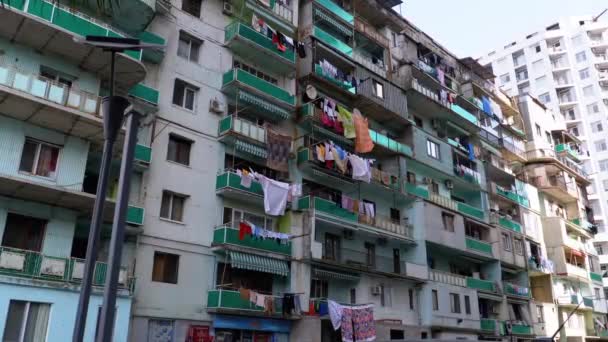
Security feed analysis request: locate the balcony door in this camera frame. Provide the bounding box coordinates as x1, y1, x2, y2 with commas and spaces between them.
1, 213, 46, 252
324, 234, 340, 262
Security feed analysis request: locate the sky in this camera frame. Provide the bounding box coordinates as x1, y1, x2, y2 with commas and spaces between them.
396, 0, 607, 58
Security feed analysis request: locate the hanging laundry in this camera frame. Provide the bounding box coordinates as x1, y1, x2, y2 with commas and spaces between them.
348, 154, 371, 183
337, 106, 356, 139
237, 169, 253, 188
481, 96, 492, 115
340, 308, 354, 342
363, 202, 375, 218
318, 301, 329, 316
256, 293, 267, 308
352, 305, 376, 342
277, 213, 291, 233
436, 67, 445, 86
353, 109, 374, 153
252, 14, 262, 32
328, 300, 344, 330
239, 221, 252, 240
239, 288, 251, 301
258, 0, 271, 7
256, 174, 290, 216
316, 144, 326, 162
266, 128, 291, 172
288, 184, 302, 202
264, 296, 275, 315
332, 145, 348, 174
250, 291, 258, 305
296, 41, 306, 58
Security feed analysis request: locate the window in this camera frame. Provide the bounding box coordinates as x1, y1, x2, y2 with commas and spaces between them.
172, 79, 197, 111
450, 293, 461, 313
391, 32, 397, 47
576, 51, 587, 63
324, 233, 340, 261
442, 213, 455, 232
390, 330, 405, 340
535, 75, 547, 89
583, 85, 595, 97
464, 295, 471, 315
182, 0, 202, 17
595, 139, 608, 152
603, 179, 608, 191
539, 92, 551, 104
536, 305, 545, 323
572, 35, 583, 46
414, 116, 423, 127
167, 135, 192, 166
587, 103, 600, 114
40, 65, 74, 88
408, 289, 414, 310
177, 31, 201, 62
2, 300, 51, 342
160, 191, 187, 222
426, 140, 440, 159
502, 233, 512, 251
500, 73, 511, 84
579, 68, 590, 80
310, 279, 328, 298
233, 61, 278, 85
595, 287, 601, 300
364, 243, 376, 267
535, 124, 541, 137
592, 121, 604, 133
514, 238, 524, 255
380, 285, 392, 307
533, 44, 541, 53
349, 288, 356, 304
373, 80, 384, 99
2, 213, 46, 252
19, 139, 60, 179
545, 132, 552, 144
532, 59, 544, 73
152, 251, 179, 284
432, 290, 439, 310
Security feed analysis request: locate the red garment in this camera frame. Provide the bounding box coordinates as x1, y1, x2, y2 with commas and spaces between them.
325, 160, 334, 169
333, 120, 344, 134
239, 222, 252, 240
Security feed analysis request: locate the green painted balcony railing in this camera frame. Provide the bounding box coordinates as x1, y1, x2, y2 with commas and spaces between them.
451, 104, 479, 125
134, 144, 152, 164
213, 225, 291, 255
404, 183, 430, 199
215, 171, 264, 197
465, 237, 493, 255
457, 202, 485, 221
138, 31, 166, 63
225, 22, 296, 65
495, 186, 529, 207
314, 0, 354, 24
126, 205, 145, 226
504, 282, 530, 297
128, 83, 159, 105
555, 143, 580, 161
207, 289, 283, 313
369, 130, 413, 157
509, 324, 532, 335
222, 69, 296, 107
313, 26, 353, 57
480, 319, 498, 332
314, 64, 356, 94
466, 277, 496, 292
591, 272, 603, 283
499, 217, 522, 233
0, 246, 129, 288
583, 297, 595, 309
571, 218, 593, 231
298, 196, 358, 222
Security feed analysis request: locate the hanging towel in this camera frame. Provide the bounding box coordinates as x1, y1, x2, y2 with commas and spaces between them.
364, 202, 375, 218
240, 171, 253, 188
257, 175, 290, 216
436, 67, 445, 86
277, 213, 291, 233
256, 293, 267, 308
266, 128, 291, 172
353, 109, 374, 153
348, 154, 371, 183
316, 144, 326, 162
332, 146, 348, 174
328, 300, 344, 330
468, 143, 475, 161
337, 106, 356, 139
352, 305, 376, 342
340, 308, 354, 342
239, 288, 251, 301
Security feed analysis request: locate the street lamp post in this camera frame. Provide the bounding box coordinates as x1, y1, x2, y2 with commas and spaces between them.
72, 36, 163, 342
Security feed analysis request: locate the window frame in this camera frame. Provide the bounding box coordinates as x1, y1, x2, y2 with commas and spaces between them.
172, 79, 198, 111
514, 238, 524, 255
181, 0, 202, 17
167, 134, 193, 166
502, 233, 512, 251
442, 212, 455, 232
3, 300, 51, 342
160, 191, 188, 223
432, 289, 439, 311
449, 293, 461, 313
464, 295, 471, 315
18, 138, 61, 179
372, 79, 384, 99
426, 139, 440, 160
177, 31, 202, 62
152, 251, 180, 284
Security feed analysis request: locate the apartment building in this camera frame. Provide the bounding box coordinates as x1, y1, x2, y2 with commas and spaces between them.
479, 16, 608, 293
0, 0, 600, 341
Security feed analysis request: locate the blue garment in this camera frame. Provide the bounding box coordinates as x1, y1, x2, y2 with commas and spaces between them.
319, 302, 329, 316
335, 145, 347, 160
468, 143, 475, 161
481, 96, 492, 115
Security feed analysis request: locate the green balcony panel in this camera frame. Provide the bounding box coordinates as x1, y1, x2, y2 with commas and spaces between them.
222, 69, 295, 107
128, 83, 159, 105
466, 237, 493, 255
591, 272, 603, 283
556, 143, 580, 161
218, 116, 268, 160
369, 129, 413, 157
510, 324, 532, 335
499, 217, 522, 233
134, 144, 152, 165
583, 297, 594, 309
405, 183, 430, 199
225, 23, 295, 74
451, 104, 479, 125
480, 319, 497, 332
467, 277, 496, 292
126, 206, 145, 226
213, 226, 291, 255
457, 202, 485, 221
7, 0, 26, 10
139, 31, 166, 63
313, 26, 353, 57
504, 283, 530, 297
313, 197, 358, 222
216, 172, 264, 197
207, 289, 264, 312
314, 64, 356, 94
314, 0, 353, 24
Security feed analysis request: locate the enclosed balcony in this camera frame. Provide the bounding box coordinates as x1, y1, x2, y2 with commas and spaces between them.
465, 237, 493, 256
218, 115, 268, 162
207, 289, 287, 317
555, 143, 581, 162
222, 68, 295, 110
215, 170, 264, 202
224, 22, 296, 74
212, 224, 291, 256
503, 282, 530, 298
314, 0, 354, 26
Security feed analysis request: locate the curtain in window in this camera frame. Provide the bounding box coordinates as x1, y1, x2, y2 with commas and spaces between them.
36, 145, 58, 177
171, 196, 184, 221
23, 303, 50, 342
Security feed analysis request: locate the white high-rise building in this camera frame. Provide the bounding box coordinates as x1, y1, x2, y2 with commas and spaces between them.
480, 15, 608, 282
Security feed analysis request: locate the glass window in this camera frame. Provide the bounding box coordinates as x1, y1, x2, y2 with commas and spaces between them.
426, 140, 440, 159
536, 305, 544, 323
502, 233, 512, 251
595, 139, 607, 152
172, 79, 198, 111
1, 213, 46, 252
603, 179, 608, 191
579, 68, 590, 80
432, 290, 438, 311
599, 159, 608, 172
500, 73, 511, 84
514, 238, 524, 255
576, 51, 587, 63
160, 191, 187, 222
373, 80, 384, 99
182, 0, 202, 17
592, 121, 604, 133
310, 279, 329, 298
18, 139, 60, 178
587, 103, 600, 114
535, 124, 542, 136
177, 31, 202, 62
539, 92, 551, 104
450, 293, 461, 313
442, 213, 455, 232
464, 295, 471, 315
152, 251, 179, 284
167, 135, 192, 166
2, 301, 51, 342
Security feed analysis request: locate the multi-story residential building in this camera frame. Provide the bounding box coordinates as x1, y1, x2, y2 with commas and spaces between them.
0, 0, 162, 340
479, 16, 608, 298
0, 1, 600, 342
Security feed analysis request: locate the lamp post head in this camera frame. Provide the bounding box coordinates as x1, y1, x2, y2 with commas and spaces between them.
101, 96, 131, 142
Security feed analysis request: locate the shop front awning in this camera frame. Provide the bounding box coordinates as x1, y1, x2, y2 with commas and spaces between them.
238, 90, 291, 121
312, 268, 360, 282
229, 251, 289, 277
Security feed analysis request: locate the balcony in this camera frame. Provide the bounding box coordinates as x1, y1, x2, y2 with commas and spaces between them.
313, 26, 353, 57
467, 277, 497, 292
0, 246, 131, 290
127, 83, 160, 106
590, 272, 603, 283
465, 237, 493, 256
218, 115, 268, 160
126, 205, 145, 226
404, 182, 430, 199
555, 144, 581, 162
457, 202, 486, 222
298, 196, 414, 241
429, 269, 466, 287
531, 175, 578, 203
565, 263, 589, 280
451, 104, 479, 126
498, 217, 523, 233
222, 68, 295, 109
503, 282, 530, 298
570, 218, 594, 232
481, 319, 502, 334
493, 184, 529, 207
134, 144, 152, 167
314, 0, 354, 25
225, 22, 295, 74
207, 289, 285, 316
212, 225, 291, 256
319, 245, 414, 277
453, 164, 481, 186
314, 64, 356, 94
215, 171, 264, 201
509, 323, 533, 335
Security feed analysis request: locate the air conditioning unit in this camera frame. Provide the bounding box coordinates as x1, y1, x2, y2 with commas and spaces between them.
209, 98, 225, 114
370, 286, 382, 296
222, 1, 233, 15
343, 229, 355, 240
445, 180, 454, 190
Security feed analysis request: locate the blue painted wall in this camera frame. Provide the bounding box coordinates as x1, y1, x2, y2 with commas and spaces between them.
0, 282, 131, 342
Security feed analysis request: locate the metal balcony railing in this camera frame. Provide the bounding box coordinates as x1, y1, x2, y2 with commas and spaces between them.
320, 246, 407, 276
